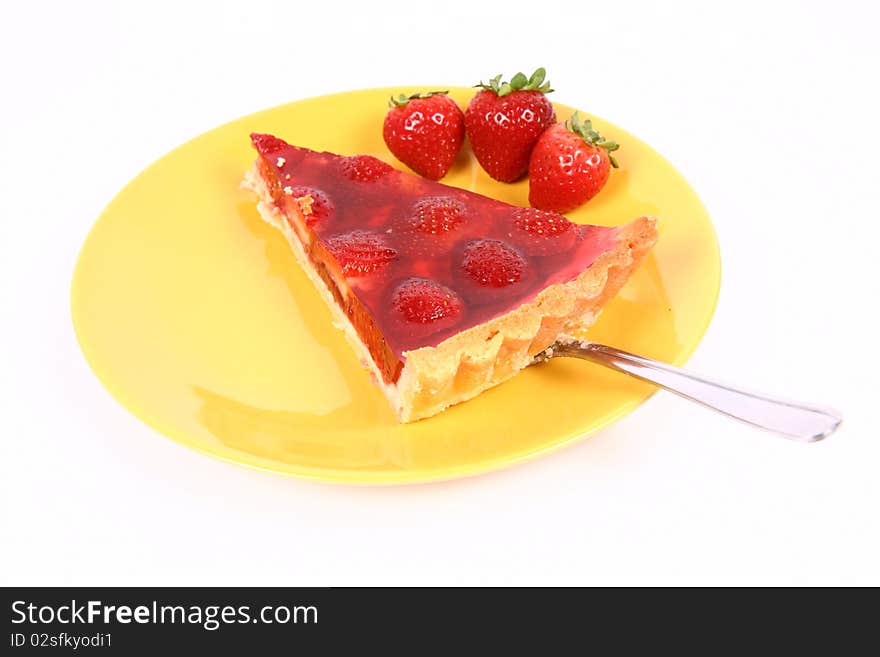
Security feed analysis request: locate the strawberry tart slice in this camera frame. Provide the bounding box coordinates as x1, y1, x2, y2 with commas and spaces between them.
243, 133, 657, 422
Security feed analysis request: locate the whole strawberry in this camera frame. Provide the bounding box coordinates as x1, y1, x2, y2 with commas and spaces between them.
464, 68, 556, 182
528, 112, 620, 212
383, 91, 465, 180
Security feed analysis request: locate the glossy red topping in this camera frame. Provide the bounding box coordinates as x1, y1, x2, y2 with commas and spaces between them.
341, 155, 394, 182
410, 196, 466, 235
324, 230, 398, 276
461, 239, 527, 288
250, 133, 618, 361
392, 277, 464, 325
510, 207, 577, 255
251, 133, 289, 154
288, 186, 334, 226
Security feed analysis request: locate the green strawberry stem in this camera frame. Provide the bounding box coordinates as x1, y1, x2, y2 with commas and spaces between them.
388, 90, 449, 108
474, 67, 553, 97
565, 112, 620, 168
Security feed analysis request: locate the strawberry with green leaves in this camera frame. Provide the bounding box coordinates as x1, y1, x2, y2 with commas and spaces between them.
464, 68, 556, 182
528, 112, 620, 212
383, 91, 465, 180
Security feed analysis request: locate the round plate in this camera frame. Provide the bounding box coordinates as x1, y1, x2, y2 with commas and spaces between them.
71, 87, 720, 484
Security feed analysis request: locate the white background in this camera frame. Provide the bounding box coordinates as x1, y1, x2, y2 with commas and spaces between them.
2, 0, 878, 586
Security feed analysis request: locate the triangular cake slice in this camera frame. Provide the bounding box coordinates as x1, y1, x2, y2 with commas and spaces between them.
243, 133, 658, 422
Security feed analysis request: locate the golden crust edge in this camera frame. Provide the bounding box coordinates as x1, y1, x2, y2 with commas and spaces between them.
243, 162, 658, 423
397, 215, 657, 421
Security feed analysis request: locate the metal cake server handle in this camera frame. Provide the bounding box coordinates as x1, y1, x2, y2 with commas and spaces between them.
537, 341, 842, 442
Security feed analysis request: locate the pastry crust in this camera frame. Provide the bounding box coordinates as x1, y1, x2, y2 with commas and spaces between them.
244, 164, 658, 422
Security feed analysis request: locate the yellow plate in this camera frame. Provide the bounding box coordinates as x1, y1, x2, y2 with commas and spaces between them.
71, 87, 720, 484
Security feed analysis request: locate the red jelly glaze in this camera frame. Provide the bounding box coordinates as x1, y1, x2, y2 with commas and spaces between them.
250, 133, 618, 382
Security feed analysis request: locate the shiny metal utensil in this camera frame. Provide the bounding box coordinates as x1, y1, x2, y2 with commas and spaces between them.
534, 341, 842, 442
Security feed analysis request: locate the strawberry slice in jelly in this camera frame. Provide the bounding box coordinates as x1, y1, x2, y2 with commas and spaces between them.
324, 230, 398, 277
248, 133, 630, 386
509, 207, 578, 256
461, 238, 527, 288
